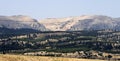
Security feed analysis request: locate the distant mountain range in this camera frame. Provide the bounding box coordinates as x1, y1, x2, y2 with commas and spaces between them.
40, 15, 120, 31
0, 15, 120, 31
0, 15, 47, 31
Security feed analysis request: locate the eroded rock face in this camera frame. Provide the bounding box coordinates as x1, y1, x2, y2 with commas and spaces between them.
1, 15, 120, 31
0, 15, 47, 31
39, 15, 120, 31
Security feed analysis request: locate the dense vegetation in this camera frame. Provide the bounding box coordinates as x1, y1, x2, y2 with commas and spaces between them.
0, 29, 120, 54
0, 27, 40, 39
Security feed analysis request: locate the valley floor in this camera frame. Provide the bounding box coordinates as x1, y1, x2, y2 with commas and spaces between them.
0, 54, 107, 61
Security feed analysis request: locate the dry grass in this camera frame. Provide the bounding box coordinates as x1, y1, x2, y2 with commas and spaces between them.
0, 54, 107, 61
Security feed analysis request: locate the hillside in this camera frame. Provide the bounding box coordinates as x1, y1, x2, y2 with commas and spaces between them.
1, 15, 120, 31
0, 54, 106, 61
0, 15, 47, 31
0, 31, 119, 60
39, 15, 120, 31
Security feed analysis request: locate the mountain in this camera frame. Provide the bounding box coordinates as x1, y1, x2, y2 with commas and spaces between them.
0, 15, 47, 31
1, 15, 120, 31
39, 15, 120, 31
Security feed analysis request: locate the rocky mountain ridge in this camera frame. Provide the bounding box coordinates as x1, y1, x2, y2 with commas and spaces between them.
0, 15, 120, 31
39, 15, 120, 31
0, 15, 47, 31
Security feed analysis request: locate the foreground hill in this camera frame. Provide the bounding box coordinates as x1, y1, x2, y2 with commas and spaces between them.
0, 54, 106, 61
39, 15, 120, 31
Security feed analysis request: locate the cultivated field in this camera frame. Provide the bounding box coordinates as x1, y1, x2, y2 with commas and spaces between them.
0, 54, 107, 61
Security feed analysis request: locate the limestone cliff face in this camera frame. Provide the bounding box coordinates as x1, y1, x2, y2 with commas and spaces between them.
0, 15, 47, 31
39, 15, 120, 31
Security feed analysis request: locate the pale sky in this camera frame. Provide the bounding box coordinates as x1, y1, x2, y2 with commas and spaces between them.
0, 0, 119, 19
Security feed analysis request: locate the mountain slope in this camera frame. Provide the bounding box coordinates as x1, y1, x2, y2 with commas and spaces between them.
0, 15, 47, 31
39, 15, 120, 31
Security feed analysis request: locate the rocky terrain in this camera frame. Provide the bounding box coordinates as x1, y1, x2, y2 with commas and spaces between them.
40, 15, 120, 31
0, 15, 120, 31
0, 15, 47, 31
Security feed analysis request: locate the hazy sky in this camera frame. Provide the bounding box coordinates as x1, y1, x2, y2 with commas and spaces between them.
0, 0, 119, 19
